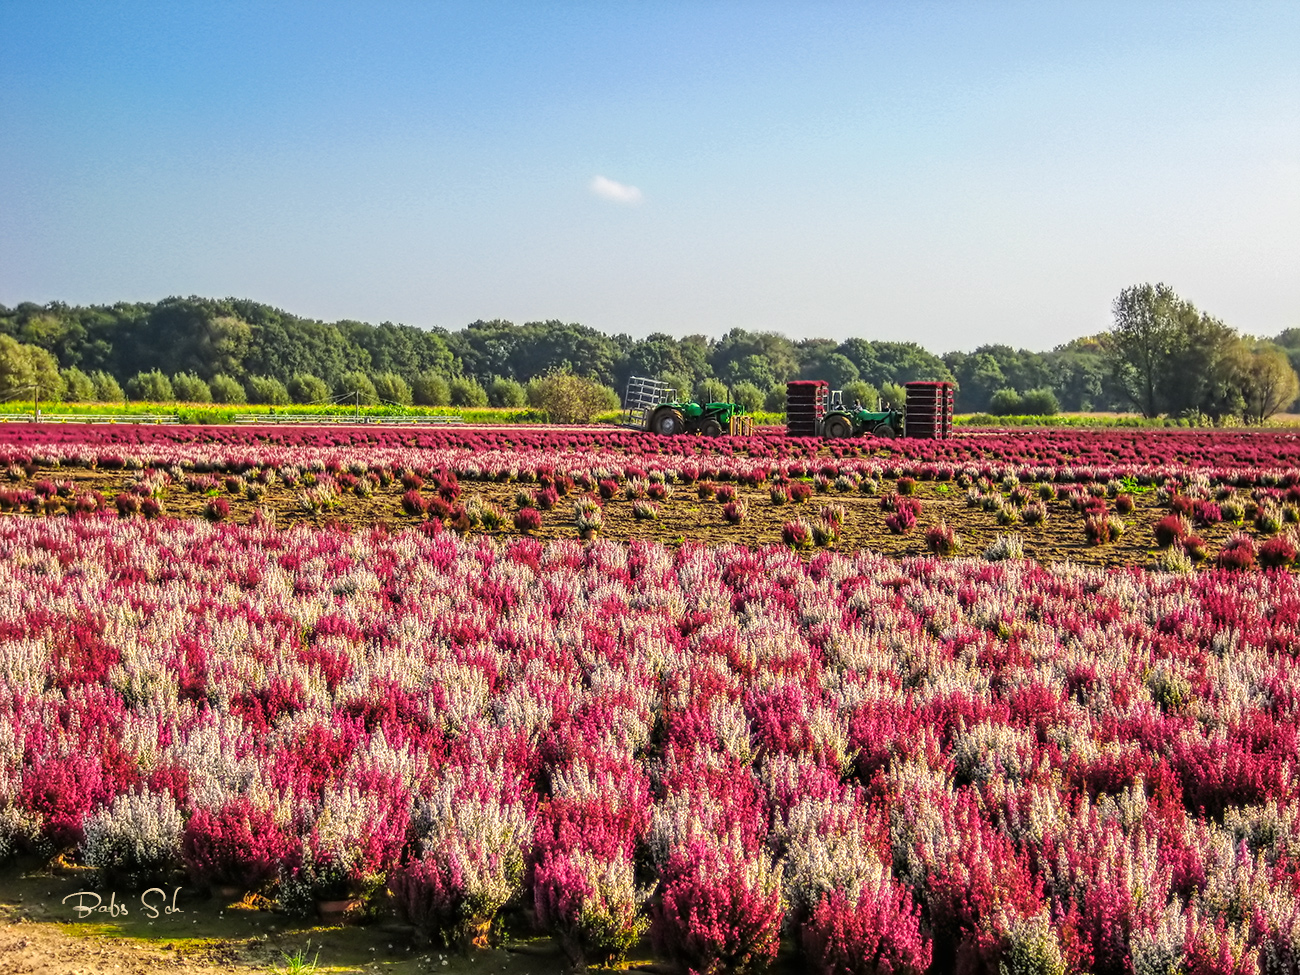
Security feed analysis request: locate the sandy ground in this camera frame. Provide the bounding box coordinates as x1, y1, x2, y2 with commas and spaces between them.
0, 861, 593, 975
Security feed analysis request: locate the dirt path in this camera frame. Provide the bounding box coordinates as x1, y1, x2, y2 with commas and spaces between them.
0, 862, 581, 975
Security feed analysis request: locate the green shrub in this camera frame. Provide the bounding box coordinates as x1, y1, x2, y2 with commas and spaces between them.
208, 374, 246, 404
336, 371, 379, 405
372, 372, 413, 406
171, 372, 212, 403
488, 376, 527, 408
412, 372, 451, 406
244, 375, 291, 405
1019, 388, 1060, 416
126, 370, 174, 402
450, 376, 489, 408
61, 367, 96, 402
287, 373, 330, 404
989, 388, 1024, 415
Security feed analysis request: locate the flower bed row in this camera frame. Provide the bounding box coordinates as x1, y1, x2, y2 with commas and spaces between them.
2, 517, 1299, 971
5, 423, 1300, 474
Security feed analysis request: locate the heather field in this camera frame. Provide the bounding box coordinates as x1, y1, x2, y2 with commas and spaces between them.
3, 425, 1300, 974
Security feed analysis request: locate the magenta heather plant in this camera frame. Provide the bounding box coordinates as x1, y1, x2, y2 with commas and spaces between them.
514, 507, 543, 532
651, 839, 784, 975
802, 881, 932, 975
1217, 533, 1256, 571
181, 797, 291, 891
401, 488, 427, 515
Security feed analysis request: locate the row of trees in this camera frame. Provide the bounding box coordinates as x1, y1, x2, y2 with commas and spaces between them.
1, 288, 1295, 420
1107, 283, 1299, 424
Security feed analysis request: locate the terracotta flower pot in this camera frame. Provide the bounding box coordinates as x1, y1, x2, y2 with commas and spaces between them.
316, 897, 363, 923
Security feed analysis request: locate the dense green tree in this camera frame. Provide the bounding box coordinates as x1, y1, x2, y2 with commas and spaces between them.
989, 389, 1024, 415
0, 335, 64, 401
764, 384, 786, 412
841, 380, 880, 410
245, 375, 291, 406
61, 367, 96, 402
732, 382, 765, 412
696, 377, 728, 403
90, 370, 125, 402
171, 372, 212, 403
711, 330, 799, 387
287, 373, 331, 405
449, 376, 488, 408
1230, 342, 1300, 424
372, 372, 414, 406
126, 369, 174, 402
412, 372, 451, 407
487, 376, 527, 408
208, 374, 245, 404
1019, 388, 1060, 416
527, 372, 618, 423
335, 371, 379, 406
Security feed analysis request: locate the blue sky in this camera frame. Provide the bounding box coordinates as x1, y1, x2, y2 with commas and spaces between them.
1, 2, 1296, 350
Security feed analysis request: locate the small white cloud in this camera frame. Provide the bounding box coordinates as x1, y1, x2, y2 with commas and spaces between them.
590, 175, 643, 205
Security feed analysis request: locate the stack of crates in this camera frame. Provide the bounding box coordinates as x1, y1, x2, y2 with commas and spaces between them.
903, 381, 954, 439
786, 380, 828, 437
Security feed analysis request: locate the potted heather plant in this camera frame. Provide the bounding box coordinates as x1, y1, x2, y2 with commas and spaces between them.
181, 796, 292, 901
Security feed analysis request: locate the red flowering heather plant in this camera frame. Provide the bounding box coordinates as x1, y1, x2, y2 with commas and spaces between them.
885, 505, 917, 534
715, 484, 738, 504
790, 481, 814, 503
1217, 532, 1256, 571
1084, 512, 1125, 544
896, 476, 917, 496
697, 481, 717, 501
532, 486, 559, 511
651, 839, 783, 975
514, 507, 542, 532
925, 520, 961, 556
203, 496, 230, 521
1154, 513, 1192, 547
400, 489, 427, 516
114, 492, 140, 517
1115, 492, 1135, 514
782, 520, 813, 549
722, 500, 748, 524
181, 797, 291, 892
1259, 533, 1298, 569
598, 479, 619, 500
1182, 533, 1209, 561
802, 879, 932, 975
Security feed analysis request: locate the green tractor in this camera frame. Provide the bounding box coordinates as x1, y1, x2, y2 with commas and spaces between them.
622, 376, 754, 436
786, 380, 954, 439
822, 390, 904, 439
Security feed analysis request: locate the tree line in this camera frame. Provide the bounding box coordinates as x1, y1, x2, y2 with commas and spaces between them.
0, 288, 1295, 421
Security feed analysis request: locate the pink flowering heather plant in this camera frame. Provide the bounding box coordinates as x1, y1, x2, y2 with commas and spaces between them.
651, 838, 784, 975
181, 796, 292, 892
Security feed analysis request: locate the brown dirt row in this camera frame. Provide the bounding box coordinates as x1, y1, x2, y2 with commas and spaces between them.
0, 467, 1275, 569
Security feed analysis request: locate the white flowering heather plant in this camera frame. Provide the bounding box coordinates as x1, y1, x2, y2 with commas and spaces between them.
81, 789, 183, 888
533, 849, 649, 970
983, 532, 1025, 561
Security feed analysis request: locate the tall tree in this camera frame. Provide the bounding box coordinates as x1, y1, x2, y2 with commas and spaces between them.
1106, 283, 1182, 417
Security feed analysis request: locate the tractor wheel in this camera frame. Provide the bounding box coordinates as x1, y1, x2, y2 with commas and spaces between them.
872, 422, 897, 439
701, 418, 724, 437
651, 408, 687, 436
824, 416, 853, 439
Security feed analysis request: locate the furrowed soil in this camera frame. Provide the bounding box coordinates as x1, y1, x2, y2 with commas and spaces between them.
0, 465, 1271, 568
